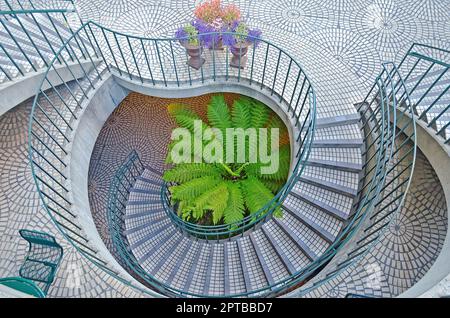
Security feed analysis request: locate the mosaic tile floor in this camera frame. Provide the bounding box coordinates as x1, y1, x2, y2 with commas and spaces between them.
87, 92, 447, 297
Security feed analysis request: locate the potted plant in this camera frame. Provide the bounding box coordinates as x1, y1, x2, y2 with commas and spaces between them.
175, 23, 205, 70
222, 22, 262, 69
193, 0, 241, 50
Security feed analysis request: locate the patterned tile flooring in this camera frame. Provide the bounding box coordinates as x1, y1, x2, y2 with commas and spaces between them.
0, 0, 448, 297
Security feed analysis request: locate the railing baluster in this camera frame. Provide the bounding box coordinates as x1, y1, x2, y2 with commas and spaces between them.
0, 42, 25, 76
113, 33, 131, 80
101, 28, 121, 75
87, 23, 110, 72
44, 12, 75, 62
249, 41, 256, 85
260, 43, 269, 89
154, 40, 167, 86
127, 37, 143, 83
169, 40, 179, 86
280, 59, 292, 102
0, 18, 37, 71
140, 39, 155, 85
271, 50, 282, 96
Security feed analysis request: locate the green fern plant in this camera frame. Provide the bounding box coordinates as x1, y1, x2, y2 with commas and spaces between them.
163, 94, 290, 226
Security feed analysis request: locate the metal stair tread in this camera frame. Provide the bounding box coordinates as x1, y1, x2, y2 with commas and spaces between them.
289, 187, 349, 221
128, 222, 171, 252
316, 113, 360, 128
312, 138, 364, 148
137, 226, 178, 264
260, 226, 297, 274
273, 217, 318, 261
124, 207, 165, 220
282, 200, 337, 243
298, 174, 357, 197
304, 158, 363, 172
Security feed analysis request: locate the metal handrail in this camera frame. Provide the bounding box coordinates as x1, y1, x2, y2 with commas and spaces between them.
107, 62, 415, 298
397, 43, 450, 144
0, 0, 87, 84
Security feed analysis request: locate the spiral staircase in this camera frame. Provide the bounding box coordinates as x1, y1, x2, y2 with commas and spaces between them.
0, 0, 449, 298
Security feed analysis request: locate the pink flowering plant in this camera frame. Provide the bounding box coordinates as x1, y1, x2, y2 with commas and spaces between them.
194, 0, 222, 24
175, 0, 261, 48
221, 3, 241, 24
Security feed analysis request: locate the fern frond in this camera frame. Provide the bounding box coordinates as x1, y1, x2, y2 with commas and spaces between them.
173, 114, 208, 136
266, 114, 284, 129
260, 144, 291, 181
261, 179, 285, 193
243, 162, 261, 178
223, 181, 245, 224
177, 200, 194, 221
168, 103, 200, 119
192, 182, 228, 224
232, 98, 252, 129
170, 176, 221, 201
207, 94, 232, 131
163, 163, 222, 183
241, 176, 276, 214
165, 139, 177, 164
250, 99, 270, 128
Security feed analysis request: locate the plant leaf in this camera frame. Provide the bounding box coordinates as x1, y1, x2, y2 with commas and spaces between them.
170, 176, 221, 201
163, 163, 222, 183
232, 97, 252, 129
193, 182, 228, 224
261, 179, 285, 193
250, 99, 270, 129
207, 94, 232, 131
260, 144, 291, 181
241, 176, 276, 214
223, 181, 245, 224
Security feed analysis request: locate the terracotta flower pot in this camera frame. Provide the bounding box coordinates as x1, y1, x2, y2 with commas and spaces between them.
230, 41, 251, 69
180, 41, 205, 70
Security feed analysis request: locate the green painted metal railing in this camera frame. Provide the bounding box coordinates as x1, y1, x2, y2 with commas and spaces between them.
106, 151, 170, 297
0, 0, 85, 83
106, 60, 419, 298
396, 43, 450, 145
4, 1, 442, 297
18, 229, 63, 295
160, 89, 315, 240
291, 62, 417, 297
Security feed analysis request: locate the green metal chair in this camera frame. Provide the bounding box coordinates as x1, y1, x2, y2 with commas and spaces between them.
17, 229, 63, 296
0, 277, 46, 298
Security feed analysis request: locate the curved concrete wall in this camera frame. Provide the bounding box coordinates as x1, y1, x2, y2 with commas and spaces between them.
398, 113, 450, 298
66, 75, 153, 292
